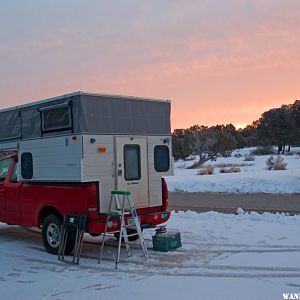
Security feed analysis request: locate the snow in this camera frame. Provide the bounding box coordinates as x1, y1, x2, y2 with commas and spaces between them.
1, 210, 300, 299
1, 146, 300, 299
166, 147, 300, 193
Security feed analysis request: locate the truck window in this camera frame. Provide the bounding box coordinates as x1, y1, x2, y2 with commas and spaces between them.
21, 153, 33, 179
124, 145, 141, 181
40, 104, 72, 133
0, 158, 12, 181
154, 145, 170, 172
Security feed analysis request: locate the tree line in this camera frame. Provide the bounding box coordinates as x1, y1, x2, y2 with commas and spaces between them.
172, 99, 300, 163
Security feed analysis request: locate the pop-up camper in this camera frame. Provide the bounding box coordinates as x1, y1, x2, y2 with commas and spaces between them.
0, 92, 173, 254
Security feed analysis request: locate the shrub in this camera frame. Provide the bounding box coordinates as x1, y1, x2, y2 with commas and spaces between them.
251, 146, 274, 156
219, 167, 226, 173
265, 156, 274, 170
230, 166, 241, 173
273, 156, 288, 170
219, 166, 241, 173
198, 164, 214, 175
244, 155, 255, 161
266, 155, 287, 170
223, 150, 233, 158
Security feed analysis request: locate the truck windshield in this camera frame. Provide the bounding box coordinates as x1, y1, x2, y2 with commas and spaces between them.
0, 158, 12, 181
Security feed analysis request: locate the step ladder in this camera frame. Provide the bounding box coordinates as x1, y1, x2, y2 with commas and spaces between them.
58, 214, 86, 264
98, 190, 149, 269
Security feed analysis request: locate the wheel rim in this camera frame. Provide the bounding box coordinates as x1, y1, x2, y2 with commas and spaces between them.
46, 223, 60, 248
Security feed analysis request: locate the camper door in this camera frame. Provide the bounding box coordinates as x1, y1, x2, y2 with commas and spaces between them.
115, 136, 149, 208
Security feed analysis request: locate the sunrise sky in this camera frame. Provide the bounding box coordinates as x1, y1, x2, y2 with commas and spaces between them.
1, 1, 300, 130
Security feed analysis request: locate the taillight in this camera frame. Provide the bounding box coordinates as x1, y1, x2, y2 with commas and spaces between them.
87, 185, 98, 213
162, 178, 168, 211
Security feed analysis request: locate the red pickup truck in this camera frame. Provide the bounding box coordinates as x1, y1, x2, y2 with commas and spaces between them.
0, 154, 170, 254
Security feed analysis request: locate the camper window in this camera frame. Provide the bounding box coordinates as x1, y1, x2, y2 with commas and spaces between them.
154, 145, 170, 172
124, 145, 141, 181
0, 158, 12, 181
41, 104, 72, 132
21, 153, 33, 179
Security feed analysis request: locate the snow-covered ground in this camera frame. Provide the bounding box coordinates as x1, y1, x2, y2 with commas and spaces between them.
166, 147, 300, 193
1, 210, 300, 299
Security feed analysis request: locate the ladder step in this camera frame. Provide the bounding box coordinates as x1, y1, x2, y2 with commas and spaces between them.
124, 225, 137, 230
126, 232, 139, 238
111, 190, 131, 196
102, 211, 121, 217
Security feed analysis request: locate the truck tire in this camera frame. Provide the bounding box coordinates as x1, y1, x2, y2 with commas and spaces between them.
42, 214, 75, 255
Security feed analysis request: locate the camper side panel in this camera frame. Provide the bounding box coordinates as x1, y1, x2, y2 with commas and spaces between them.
18, 136, 82, 181
81, 135, 115, 212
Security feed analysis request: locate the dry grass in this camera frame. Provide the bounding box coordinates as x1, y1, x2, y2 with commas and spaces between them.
265, 155, 287, 170
219, 166, 241, 173
198, 164, 214, 175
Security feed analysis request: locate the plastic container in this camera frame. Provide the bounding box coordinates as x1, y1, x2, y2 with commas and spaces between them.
152, 229, 182, 252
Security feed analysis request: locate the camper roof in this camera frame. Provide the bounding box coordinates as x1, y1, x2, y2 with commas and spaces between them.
0, 92, 171, 141
0, 91, 170, 113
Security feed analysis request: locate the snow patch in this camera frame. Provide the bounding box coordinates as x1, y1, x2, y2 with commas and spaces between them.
167, 148, 300, 193
2, 210, 300, 299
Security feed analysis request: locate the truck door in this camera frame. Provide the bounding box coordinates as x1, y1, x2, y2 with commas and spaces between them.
0, 158, 12, 221
0, 179, 4, 218
115, 136, 149, 208
5, 162, 21, 224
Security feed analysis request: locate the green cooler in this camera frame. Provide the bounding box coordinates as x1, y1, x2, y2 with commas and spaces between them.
152, 229, 182, 252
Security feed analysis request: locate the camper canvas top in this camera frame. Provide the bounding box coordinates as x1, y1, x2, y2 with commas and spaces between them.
0, 92, 171, 142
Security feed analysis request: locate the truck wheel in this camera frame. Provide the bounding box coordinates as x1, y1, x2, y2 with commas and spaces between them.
42, 214, 75, 255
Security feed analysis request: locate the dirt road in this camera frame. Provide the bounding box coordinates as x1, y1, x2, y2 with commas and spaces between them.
169, 192, 300, 214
